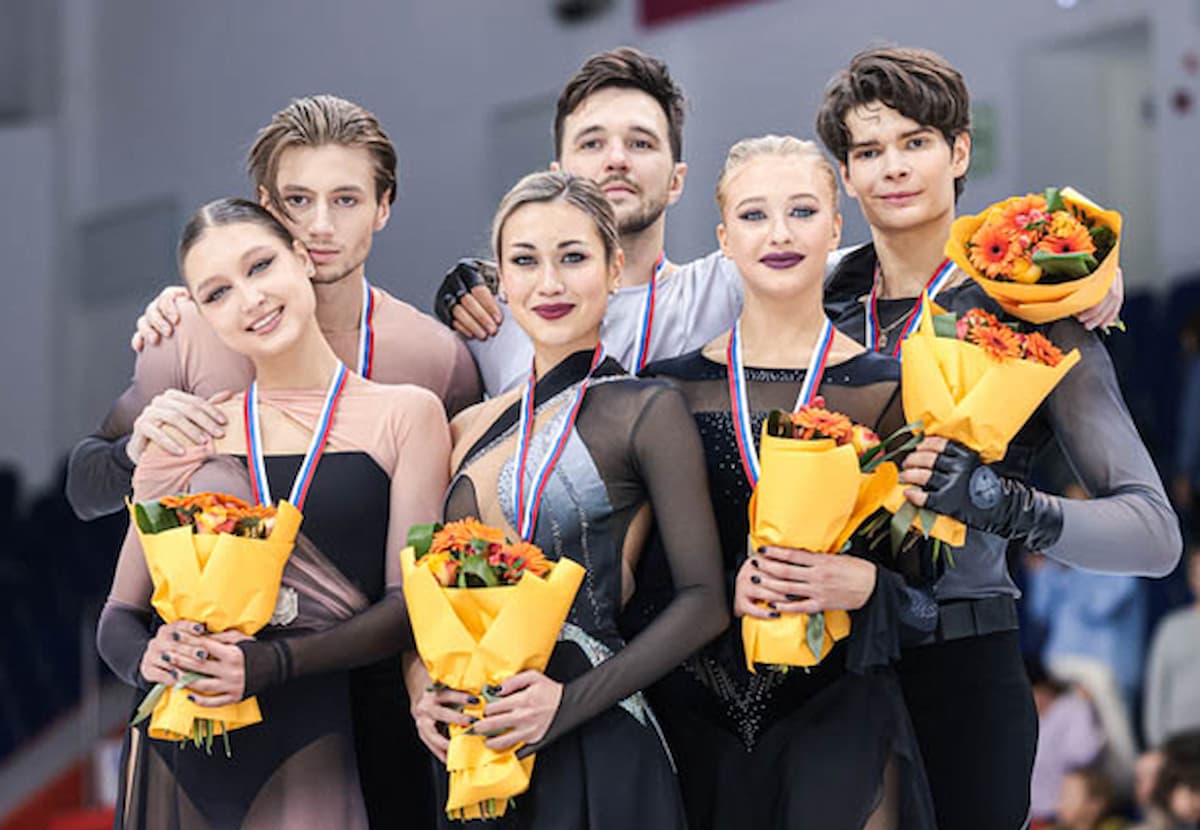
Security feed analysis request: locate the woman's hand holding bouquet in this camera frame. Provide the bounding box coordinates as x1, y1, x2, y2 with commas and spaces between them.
129, 492, 300, 755
401, 519, 584, 821
741, 405, 915, 671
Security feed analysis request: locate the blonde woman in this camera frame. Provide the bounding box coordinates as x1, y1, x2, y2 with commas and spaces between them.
638, 137, 936, 830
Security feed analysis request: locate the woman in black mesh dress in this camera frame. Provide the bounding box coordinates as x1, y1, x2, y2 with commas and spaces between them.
407, 171, 728, 829
636, 137, 937, 830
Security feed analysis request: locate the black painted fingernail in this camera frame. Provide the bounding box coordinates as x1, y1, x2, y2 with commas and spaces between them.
195, 649, 206, 660
485, 684, 502, 695
193, 623, 204, 634
750, 575, 761, 585
170, 668, 178, 679
768, 602, 777, 610
171, 632, 181, 642
466, 695, 480, 705
756, 546, 766, 554
187, 694, 196, 702
769, 611, 781, 618
786, 594, 800, 601
468, 715, 479, 724
162, 654, 171, 663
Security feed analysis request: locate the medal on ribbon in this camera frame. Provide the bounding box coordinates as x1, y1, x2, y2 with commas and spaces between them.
511, 346, 606, 540
727, 318, 834, 485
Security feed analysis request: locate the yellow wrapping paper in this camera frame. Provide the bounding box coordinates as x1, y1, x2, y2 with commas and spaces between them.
884, 301, 1081, 544
946, 187, 1122, 324
742, 430, 899, 671
401, 548, 585, 820
131, 500, 301, 740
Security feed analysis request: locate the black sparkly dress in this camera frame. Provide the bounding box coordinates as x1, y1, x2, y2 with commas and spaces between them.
435, 352, 728, 830
628, 348, 938, 830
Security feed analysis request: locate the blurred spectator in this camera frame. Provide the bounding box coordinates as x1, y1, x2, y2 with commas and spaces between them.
1174, 311, 1200, 536
1144, 545, 1200, 748
1152, 731, 1200, 827
1055, 766, 1128, 830
1027, 544, 1144, 794
1031, 659, 1108, 824
1130, 750, 1172, 830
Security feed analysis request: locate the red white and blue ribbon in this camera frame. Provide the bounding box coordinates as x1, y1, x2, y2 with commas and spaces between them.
726, 317, 835, 486
356, 278, 376, 379
244, 361, 348, 510
865, 258, 954, 357
511, 345, 606, 540
632, 253, 668, 373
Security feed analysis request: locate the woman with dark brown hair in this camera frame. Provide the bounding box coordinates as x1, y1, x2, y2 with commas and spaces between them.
97, 198, 450, 829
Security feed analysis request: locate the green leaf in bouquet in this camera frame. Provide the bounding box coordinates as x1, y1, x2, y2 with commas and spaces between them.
406, 523, 442, 558
134, 500, 182, 534
1044, 187, 1064, 212
1103, 317, 1126, 334
932, 312, 960, 339
458, 552, 500, 588
1032, 250, 1098, 279
862, 421, 924, 472
1089, 224, 1116, 263
766, 409, 792, 439
173, 670, 207, 690
917, 508, 938, 537
131, 682, 169, 727
805, 613, 826, 661
890, 501, 919, 554
221, 722, 232, 758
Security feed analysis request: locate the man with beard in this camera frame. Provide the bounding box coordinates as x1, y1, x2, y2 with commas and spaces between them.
436, 47, 743, 394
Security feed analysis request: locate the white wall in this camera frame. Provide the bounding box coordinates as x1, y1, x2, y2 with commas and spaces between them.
4, 0, 1200, 485
0, 127, 56, 488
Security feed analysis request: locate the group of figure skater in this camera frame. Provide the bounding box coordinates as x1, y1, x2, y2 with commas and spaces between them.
71, 43, 1181, 830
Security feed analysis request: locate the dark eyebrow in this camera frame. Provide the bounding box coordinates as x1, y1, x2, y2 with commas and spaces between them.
279, 184, 367, 194
193, 276, 223, 296
557, 239, 586, 249
573, 123, 662, 142
239, 245, 276, 268
849, 126, 936, 151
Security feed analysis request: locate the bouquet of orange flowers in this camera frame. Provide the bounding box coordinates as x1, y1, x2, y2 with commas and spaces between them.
401, 519, 584, 820
947, 187, 1122, 323
743, 403, 914, 671
129, 493, 300, 755
884, 302, 1080, 554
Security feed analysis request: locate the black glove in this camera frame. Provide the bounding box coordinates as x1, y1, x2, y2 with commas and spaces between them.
433, 258, 497, 327
922, 440, 1064, 551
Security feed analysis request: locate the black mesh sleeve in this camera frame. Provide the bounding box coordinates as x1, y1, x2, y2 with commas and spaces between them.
66, 434, 136, 520
525, 387, 728, 754
239, 590, 413, 696
96, 600, 154, 690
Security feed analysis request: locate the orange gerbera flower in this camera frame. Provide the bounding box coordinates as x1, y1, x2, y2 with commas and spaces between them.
999, 193, 1049, 233
506, 541, 551, 578
1022, 331, 1065, 367
1036, 212, 1095, 257
968, 221, 1017, 278
967, 323, 1023, 361
792, 406, 854, 444
431, 517, 507, 556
